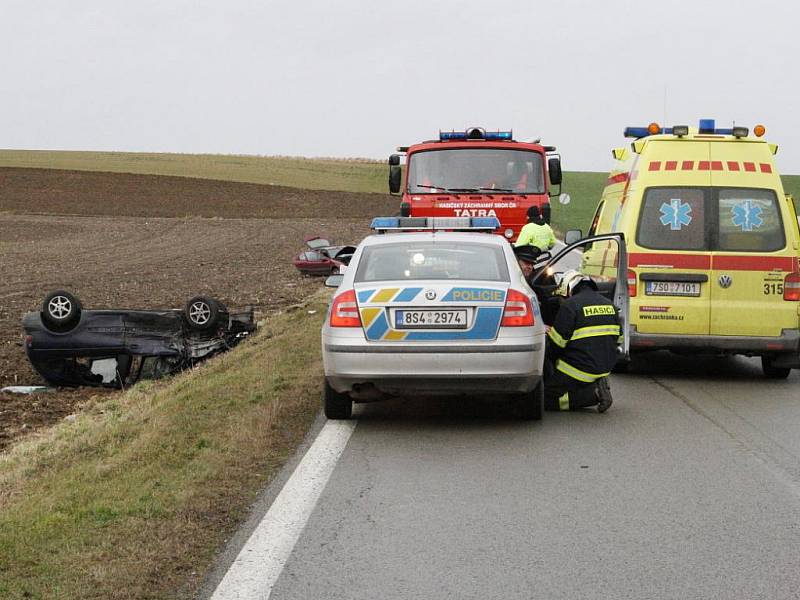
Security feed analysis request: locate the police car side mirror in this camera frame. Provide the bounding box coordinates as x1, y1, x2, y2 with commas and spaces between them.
325, 274, 344, 288
389, 154, 402, 195
548, 157, 562, 185
565, 229, 582, 245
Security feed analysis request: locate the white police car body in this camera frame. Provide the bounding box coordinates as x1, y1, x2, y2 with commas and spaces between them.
321, 217, 547, 420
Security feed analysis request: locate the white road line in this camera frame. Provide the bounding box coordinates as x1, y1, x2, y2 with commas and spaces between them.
211, 420, 357, 600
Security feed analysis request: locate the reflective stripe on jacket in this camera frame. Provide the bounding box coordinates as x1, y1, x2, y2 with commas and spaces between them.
546, 286, 620, 382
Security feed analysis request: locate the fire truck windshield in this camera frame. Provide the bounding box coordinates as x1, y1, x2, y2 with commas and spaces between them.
407, 148, 545, 195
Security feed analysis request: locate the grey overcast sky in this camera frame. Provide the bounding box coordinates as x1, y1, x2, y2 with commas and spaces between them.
2, 0, 799, 172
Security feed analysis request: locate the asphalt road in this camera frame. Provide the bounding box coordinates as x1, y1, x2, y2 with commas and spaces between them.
248, 353, 800, 600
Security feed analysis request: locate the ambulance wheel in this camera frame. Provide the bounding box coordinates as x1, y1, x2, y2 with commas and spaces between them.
761, 355, 791, 379
519, 378, 544, 421
324, 379, 352, 419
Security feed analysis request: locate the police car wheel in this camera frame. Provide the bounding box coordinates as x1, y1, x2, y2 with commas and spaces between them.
761, 355, 791, 380
324, 378, 352, 419
519, 379, 544, 421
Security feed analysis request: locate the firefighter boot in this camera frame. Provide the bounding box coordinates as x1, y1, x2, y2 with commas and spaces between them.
595, 377, 613, 413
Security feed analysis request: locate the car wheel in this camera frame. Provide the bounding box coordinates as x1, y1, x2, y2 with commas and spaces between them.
41, 290, 82, 332
612, 358, 630, 373
324, 379, 352, 419
184, 296, 224, 331
519, 378, 544, 421
761, 355, 791, 379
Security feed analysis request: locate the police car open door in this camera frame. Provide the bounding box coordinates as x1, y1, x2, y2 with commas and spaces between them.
530, 233, 629, 360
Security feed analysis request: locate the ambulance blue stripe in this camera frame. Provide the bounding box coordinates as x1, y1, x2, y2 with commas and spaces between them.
405, 307, 503, 341
366, 312, 390, 339
393, 287, 423, 302
357, 290, 375, 303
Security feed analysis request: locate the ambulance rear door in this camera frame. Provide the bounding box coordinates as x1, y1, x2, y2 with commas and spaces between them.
632, 141, 712, 336
708, 142, 797, 337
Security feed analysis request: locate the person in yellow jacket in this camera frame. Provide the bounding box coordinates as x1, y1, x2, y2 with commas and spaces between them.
515, 206, 556, 252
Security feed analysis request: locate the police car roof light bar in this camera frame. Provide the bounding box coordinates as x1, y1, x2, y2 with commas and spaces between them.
370, 216, 500, 233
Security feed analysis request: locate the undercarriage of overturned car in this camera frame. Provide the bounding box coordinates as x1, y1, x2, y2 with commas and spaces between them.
22, 290, 256, 388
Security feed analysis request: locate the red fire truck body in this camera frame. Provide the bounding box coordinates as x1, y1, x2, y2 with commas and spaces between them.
388, 128, 561, 241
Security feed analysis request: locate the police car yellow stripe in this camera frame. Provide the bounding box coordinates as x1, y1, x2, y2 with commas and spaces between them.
556, 359, 609, 383
383, 330, 408, 341
360, 307, 382, 328
571, 324, 621, 341
372, 288, 400, 303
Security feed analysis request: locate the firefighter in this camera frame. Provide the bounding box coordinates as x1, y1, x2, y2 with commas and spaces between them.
544, 270, 618, 413
515, 206, 556, 252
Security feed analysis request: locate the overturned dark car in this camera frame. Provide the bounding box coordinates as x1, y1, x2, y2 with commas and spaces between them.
22, 291, 256, 388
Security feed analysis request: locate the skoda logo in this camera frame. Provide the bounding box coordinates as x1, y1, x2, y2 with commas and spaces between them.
718, 274, 733, 289
425, 289, 436, 300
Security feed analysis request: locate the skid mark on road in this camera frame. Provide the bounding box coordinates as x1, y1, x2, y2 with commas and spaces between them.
650, 375, 800, 498
210, 420, 356, 600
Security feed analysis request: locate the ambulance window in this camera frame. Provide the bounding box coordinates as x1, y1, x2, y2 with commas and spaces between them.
717, 189, 784, 252
637, 188, 707, 250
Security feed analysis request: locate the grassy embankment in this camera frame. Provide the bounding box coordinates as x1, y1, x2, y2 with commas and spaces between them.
0, 295, 328, 600
1, 149, 797, 233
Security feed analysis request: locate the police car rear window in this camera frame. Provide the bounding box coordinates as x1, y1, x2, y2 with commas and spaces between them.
637, 188, 707, 250
717, 189, 784, 252
355, 242, 509, 282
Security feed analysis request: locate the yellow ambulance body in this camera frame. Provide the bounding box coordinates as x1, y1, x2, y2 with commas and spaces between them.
581, 120, 800, 377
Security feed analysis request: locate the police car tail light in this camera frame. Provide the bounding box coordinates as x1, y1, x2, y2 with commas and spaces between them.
330, 289, 361, 327
501, 290, 534, 327
627, 269, 637, 297
784, 272, 800, 301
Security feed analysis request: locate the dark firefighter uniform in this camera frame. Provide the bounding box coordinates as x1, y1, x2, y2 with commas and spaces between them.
545, 285, 620, 411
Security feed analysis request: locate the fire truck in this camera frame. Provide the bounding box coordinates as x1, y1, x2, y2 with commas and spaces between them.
388, 127, 563, 241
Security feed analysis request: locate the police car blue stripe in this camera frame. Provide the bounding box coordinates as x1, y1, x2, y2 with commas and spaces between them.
405, 307, 503, 341
393, 287, 423, 302
365, 312, 390, 340
357, 290, 375, 303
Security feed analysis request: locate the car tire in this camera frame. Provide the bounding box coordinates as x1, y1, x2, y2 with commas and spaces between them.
324, 379, 352, 419
519, 378, 544, 421
41, 290, 82, 332
184, 296, 225, 331
612, 358, 630, 373
761, 355, 791, 380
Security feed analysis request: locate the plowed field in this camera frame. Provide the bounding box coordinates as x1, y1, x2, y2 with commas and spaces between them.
0, 167, 394, 448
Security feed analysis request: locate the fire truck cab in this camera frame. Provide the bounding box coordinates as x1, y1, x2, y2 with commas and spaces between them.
389, 127, 563, 241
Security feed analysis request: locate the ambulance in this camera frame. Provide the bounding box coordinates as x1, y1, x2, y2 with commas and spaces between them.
570, 119, 800, 378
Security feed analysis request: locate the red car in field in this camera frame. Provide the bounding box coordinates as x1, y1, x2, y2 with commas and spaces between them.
292, 236, 356, 276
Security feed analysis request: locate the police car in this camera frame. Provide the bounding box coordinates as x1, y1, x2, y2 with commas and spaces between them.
321, 216, 547, 420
